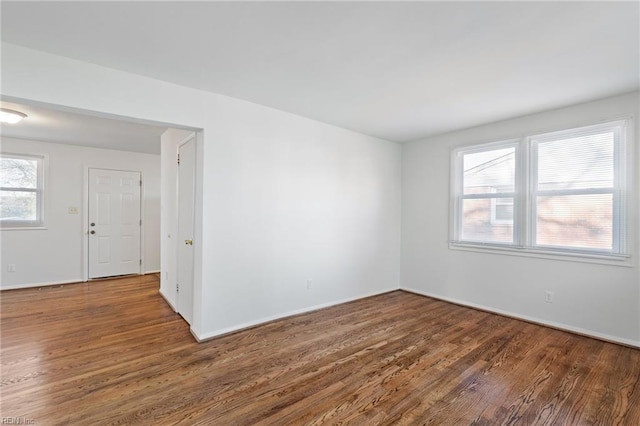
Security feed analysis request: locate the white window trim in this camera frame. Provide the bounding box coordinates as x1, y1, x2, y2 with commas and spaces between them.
450, 118, 632, 266
0, 152, 47, 230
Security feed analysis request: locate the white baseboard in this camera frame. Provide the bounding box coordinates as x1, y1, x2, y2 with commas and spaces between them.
145, 270, 160, 274
158, 288, 177, 312
0, 278, 85, 290
402, 286, 640, 349
191, 286, 399, 342
1, 272, 159, 291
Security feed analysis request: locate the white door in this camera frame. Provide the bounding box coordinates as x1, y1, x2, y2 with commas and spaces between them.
177, 137, 196, 324
88, 168, 142, 279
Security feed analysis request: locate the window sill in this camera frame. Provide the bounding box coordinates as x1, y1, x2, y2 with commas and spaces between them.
449, 241, 632, 267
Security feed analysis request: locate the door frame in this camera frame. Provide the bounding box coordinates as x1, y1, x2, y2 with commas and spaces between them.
82, 166, 145, 281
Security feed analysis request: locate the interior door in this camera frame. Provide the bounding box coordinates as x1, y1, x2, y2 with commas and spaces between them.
88, 168, 142, 279
177, 137, 196, 324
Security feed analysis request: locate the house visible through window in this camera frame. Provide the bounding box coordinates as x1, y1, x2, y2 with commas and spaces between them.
452, 119, 629, 259
0, 153, 45, 227
491, 197, 514, 225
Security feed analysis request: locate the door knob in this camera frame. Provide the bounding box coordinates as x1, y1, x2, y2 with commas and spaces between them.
90, 222, 95, 227
90, 230, 96, 235
185, 239, 193, 245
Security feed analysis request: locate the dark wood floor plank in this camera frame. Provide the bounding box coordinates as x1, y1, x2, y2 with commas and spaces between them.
2, 274, 639, 425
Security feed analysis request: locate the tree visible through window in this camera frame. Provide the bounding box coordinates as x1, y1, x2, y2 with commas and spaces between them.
0, 154, 44, 227
452, 120, 628, 257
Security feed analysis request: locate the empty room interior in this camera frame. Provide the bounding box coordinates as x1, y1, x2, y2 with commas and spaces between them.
1, 1, 639, 424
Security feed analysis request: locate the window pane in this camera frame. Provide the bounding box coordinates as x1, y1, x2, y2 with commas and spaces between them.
537, 131, 614, 191
462, 198, 513, 243
536, 194, 612, 250
0, 157, 38, 188
463, 147, 515, 194
0, 190, 38, 221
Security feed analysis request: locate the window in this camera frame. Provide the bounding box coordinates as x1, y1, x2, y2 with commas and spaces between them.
451, 120, 629, 260
0, 153, 45, 228
458, 144, 517, 244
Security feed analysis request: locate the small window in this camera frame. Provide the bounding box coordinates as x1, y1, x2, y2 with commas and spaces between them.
451, 119, 629, 260
0, 153, 45, 228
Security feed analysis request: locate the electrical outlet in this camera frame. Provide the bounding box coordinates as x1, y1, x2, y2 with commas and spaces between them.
7, 264, 16, 272
307, 279, 313, 290
544, 291, 554, 303
68, 206, 79, 214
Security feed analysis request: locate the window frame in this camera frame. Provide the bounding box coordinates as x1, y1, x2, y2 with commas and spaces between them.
452, 139, 520, 246
0, 152, 46, 229
529, 121, 626, 255
450, 118, 631, 265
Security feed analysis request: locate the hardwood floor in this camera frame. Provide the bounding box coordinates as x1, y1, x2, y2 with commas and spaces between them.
1, 275, 639, 425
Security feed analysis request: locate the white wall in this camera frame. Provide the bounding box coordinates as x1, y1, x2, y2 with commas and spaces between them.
0, 137, 161, 289
1, 43, 402, 340
198, 95, 401, 338
402, 92, 640, 346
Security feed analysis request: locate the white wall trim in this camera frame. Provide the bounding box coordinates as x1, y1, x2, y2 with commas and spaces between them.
1, 273, 161, 291
402, 286, 640, 349
159, 287, 178, 312
177, 133, 196, 147
82, 166, 90, 281
0, 278, 86, 291
190, 286, 399, 342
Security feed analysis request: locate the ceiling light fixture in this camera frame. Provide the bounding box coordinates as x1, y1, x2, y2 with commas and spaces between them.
0, 108, 28, 124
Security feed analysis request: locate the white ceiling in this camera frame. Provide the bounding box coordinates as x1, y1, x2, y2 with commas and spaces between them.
0, 101, 167, 154
1, 1, 638, 143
